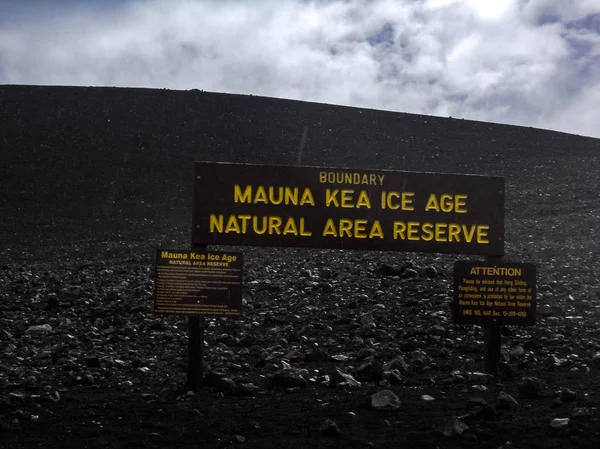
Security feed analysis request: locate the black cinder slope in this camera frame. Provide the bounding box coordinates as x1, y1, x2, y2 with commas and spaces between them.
0, 85, 598, 256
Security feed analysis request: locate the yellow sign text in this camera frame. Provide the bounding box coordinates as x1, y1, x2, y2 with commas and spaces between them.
234, 185, 315, 206
210, 214, 312, 236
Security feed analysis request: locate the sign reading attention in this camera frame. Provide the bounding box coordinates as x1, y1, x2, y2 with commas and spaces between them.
453, 260, 536, 326
192, 162, 504, 255
154, 249, 243, 317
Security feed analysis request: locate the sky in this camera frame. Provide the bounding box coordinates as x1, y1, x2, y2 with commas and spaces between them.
1, 0, 599, 138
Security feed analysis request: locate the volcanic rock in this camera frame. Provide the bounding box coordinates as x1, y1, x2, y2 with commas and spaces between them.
319, 419, 341, 436
383, 357, 409, 373
305, 348, 330, 362
518, 377, 542, 399
383, 369, 402, 384
549, 418, 571, 429
370, 390, 400, 410
237, 383, 262, 397
497, 362, 518, 380
204, 372, 238, 394
423, 266, 438, 278
468, 372, 495, 385
497, 392, 519, 409
354, 359, 384, 382
328, 368, 361, 389
590, 352, 600, 368
559, 388, 577, 403
272, 369, 308, 389
436, 417, 469, 437
25, 324, 53, 334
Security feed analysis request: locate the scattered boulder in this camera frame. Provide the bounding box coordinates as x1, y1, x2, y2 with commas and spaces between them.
370, 390, 400, 410
45, 294, 60, 310
497, 392, 519, 409
376, 264, 404, 277
237, 383, 261, 397
273, 369, 308, 389
384, 357, 409, 373
423, 266, 438, 278
383, 369, 402, 384
41, 391, 61, 403
402, 268, 419, 279
436, 417, 469, 437
25, 324, 53, 334
354, 359, 384, 382
468, 372, 495, 385
518, 377, 542, 399
509, 345, 525, 359
559, 388, 577, 403
328, 368, 361, 389
590, 352, 600, 369
305, 348, 330, 363
549, 418, 571, 429
442, 370, 466, 385
469, 397, 488, 407
319, 419, 341, 436
321, 268, 334, 279
497, 362, 518, 380
410, 349, 431, 370
238, 333, 256, 347
539, 305, 554, 317
571, 408, 589, 419
204, 372, 238, 394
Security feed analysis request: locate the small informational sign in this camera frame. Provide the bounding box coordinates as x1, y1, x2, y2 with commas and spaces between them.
192, 162, 505, 256
154, 249, 243, 317
453, 260, 536, 326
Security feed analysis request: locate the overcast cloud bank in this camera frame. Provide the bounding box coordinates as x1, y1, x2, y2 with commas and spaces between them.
1, 0, 599, 137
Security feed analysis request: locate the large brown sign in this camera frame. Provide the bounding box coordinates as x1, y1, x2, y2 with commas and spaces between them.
192, 162, 505, 256
154, 249, 243, 317
452, 260, 536, 326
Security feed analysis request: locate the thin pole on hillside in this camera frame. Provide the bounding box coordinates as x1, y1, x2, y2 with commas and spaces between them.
187, 166, 207, 392
296, 125, 308, 165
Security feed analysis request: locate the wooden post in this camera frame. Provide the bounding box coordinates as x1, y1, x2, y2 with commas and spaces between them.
483, 320, 502, 374
186, 243, 207, 391
186, 316, 205, 391
483, 255, 503, 375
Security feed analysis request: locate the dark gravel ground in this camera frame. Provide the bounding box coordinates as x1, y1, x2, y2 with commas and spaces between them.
1, 85, 600, 449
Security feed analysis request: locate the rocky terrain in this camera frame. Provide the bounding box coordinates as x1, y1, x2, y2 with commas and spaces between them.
0, 85, 600, 448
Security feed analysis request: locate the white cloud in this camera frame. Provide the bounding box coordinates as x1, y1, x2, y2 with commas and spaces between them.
0, 0, 599, 138
521, 0, 600, 23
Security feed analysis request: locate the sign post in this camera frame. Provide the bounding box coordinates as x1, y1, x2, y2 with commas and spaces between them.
452, 259, 537, 374
153, 247, 243, 391
483, 320, 503, 374
187, 314, 205, 391
188, 243, 206, 392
